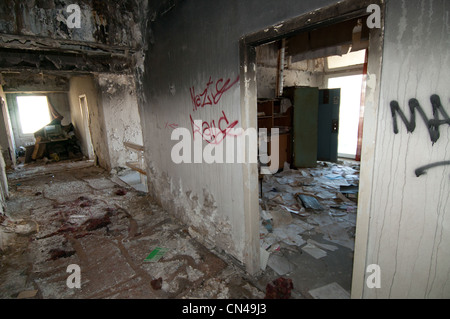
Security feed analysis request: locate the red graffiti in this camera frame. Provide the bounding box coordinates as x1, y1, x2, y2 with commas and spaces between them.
190, 76, 240, 112
165, 122, 179, 130
190, 111, 240, 145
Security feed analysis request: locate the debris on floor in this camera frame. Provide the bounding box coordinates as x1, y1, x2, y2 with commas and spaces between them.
308, 282, 350, 299
0, 160, 264, 299
144, 247, 169, 263
259, 160, 360, 298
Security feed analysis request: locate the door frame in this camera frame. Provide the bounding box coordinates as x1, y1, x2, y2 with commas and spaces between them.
78, 94, 95, 160
239, 0, 385, 298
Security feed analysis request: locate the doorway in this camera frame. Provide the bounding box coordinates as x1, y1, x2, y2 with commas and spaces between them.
78, 95, 95, 161
239, 0, 384, 298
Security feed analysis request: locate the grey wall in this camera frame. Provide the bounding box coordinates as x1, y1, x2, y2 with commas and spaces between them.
142, 0, 338, 265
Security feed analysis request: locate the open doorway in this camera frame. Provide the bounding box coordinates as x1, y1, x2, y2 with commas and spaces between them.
78, 95, 95, 161
240, 0, 383, 298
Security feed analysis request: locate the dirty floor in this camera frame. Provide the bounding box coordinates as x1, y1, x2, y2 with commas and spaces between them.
1, 159, 358, 299
0, 160, 265, 299
257, 160, 360, 299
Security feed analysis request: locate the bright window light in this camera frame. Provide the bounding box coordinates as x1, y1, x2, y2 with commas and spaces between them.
17, 96, 51, 134
327, 49, 366, 70
328, 74, 364, 157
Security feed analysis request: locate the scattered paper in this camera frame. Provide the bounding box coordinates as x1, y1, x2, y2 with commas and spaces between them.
260, 248, 270, 270
308, 282, 350, 299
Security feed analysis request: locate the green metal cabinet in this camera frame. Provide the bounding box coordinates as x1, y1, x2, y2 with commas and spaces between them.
317, 89, 341, 163
284, 87, 319, 168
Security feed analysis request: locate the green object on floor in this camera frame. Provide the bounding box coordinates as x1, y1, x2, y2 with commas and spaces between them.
144, 247, 169, 262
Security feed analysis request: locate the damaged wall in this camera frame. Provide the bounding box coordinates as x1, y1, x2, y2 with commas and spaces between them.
356, 0, 450, 299
142, 0, 339, 269
96, 74, 144, 171
68, 74, 144, 173
0, 0, 143, 48
0, 0, 149, 74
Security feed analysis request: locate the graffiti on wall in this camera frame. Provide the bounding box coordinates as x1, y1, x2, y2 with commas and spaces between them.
188, 75, 240, 145
190, 111, 239, 145
165, 122, 179, 130
390, 94, 450, 177
190, 76, 240, 113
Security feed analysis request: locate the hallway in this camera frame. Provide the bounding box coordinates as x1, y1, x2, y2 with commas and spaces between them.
0, 161, 264, 299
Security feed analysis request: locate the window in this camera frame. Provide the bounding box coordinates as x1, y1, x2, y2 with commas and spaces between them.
327, 49, 366, 70
17, 96, 52, 135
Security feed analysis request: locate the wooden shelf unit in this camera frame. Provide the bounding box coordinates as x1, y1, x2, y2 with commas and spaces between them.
257, 99, 293, 170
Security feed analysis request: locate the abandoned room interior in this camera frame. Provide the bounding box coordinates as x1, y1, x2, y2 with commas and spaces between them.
0, 0, 449, 300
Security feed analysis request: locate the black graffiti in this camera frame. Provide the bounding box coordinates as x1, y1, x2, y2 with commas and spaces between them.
390, 94, 450, 145
415, 161, 450, 177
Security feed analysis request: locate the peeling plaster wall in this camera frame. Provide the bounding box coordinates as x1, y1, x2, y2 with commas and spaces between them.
361, 0, 450, 298
142, 0, 338, 265
97, 74, 144, 170
68, 75, 110, 170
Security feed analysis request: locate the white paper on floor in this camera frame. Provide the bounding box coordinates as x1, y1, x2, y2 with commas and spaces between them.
308, 282, 350, 299
307, 239, 339, 252
260, 247, 270, 270
301, 243, 327, 259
